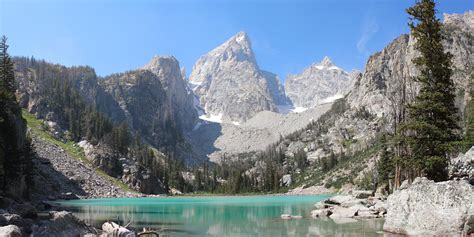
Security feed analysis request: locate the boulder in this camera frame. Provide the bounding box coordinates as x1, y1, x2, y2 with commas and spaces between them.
0, 213, 34, 234
33, 211, 96, 236
311, 209, 332, 218
281, 174, 292, 187
329, 206, 358, 219
0, 225, 22, 237
384, 177, 474, 236
102, 221, 135, 237
326, 195, 367, 208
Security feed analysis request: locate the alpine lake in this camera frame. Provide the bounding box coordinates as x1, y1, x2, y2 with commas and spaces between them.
55, 195, 386, 237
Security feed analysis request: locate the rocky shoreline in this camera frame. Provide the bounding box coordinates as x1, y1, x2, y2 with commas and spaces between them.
309, 190, 387, 221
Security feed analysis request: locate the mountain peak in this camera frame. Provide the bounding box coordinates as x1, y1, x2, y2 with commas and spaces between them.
221, 31, 252, 51
320, 56, 333, 67
143, 55, 178, 71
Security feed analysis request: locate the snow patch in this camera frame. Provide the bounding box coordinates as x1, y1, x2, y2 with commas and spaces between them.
292, 107, 308, 113
232, 121, 240, 126
321, 94, 343, 104
199, 113, 223, 123
329, 66, 340, 70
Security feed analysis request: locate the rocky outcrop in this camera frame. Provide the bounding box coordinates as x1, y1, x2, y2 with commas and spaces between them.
142, 56, 198, 131
0, 67, 30, 200
102, 70, 178, 150
14, 58, 126, 124
384, 177, 474, 236
285, 57, 358, 108
189, 31, 286, 122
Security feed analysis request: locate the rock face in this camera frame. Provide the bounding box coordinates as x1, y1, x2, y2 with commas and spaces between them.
285, 57, 358, 108
14, 59, 126, 124
101, 69, 179, 150
142, 56, 198, 131
384, 177, 474, 235
348, 11, 473, 118
0, 64, 30, 200
189, 31, 288, 122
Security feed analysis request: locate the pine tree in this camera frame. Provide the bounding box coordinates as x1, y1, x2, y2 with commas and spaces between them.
402, 0, 459, 181
0, 36, 15, 99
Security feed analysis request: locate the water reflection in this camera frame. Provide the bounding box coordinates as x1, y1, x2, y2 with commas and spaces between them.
56, 195, 386, 237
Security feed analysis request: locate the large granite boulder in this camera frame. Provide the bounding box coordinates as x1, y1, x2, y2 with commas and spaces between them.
0, 225, 22, 237
384, 177, 474, 235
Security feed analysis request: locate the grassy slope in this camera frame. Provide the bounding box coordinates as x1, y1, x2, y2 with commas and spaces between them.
22, 109, 137, 193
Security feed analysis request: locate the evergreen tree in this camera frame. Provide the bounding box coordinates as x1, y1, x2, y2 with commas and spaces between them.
401, 0, 459, 181
0, 36, 15, 99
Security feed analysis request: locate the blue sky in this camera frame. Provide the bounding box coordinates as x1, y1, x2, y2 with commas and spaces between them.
1, 0, 472, 81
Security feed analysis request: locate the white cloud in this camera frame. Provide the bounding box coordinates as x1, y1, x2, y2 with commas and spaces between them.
357, 16, 379, 57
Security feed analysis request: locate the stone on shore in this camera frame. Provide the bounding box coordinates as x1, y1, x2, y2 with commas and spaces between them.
383, 177, 474, 236
33, 211, 96, 236
102, 221, 136, 237
0, 225, 22, 237
329, 206, 358, 219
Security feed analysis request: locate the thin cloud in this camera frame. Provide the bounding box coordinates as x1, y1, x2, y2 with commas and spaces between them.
357, 16, 379, 57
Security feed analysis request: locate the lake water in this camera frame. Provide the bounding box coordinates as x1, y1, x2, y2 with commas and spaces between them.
56, 195, 385, 237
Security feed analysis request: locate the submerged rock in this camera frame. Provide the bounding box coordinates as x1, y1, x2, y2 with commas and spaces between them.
384, 177, 474, 236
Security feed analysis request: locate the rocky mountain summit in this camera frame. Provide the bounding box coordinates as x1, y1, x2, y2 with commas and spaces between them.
189, 31, 289, 123
285, 57, 359, 109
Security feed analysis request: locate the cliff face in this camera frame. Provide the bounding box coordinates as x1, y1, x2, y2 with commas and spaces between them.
189, 32, 287, 123
142, 56, 198, 132
0, 97, 29, 200
14, 59, 126, 123
101, 69, 179, 151
348, 11, 473, 118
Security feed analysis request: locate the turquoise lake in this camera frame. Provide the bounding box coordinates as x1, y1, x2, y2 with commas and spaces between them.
56, 195, 385, 237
